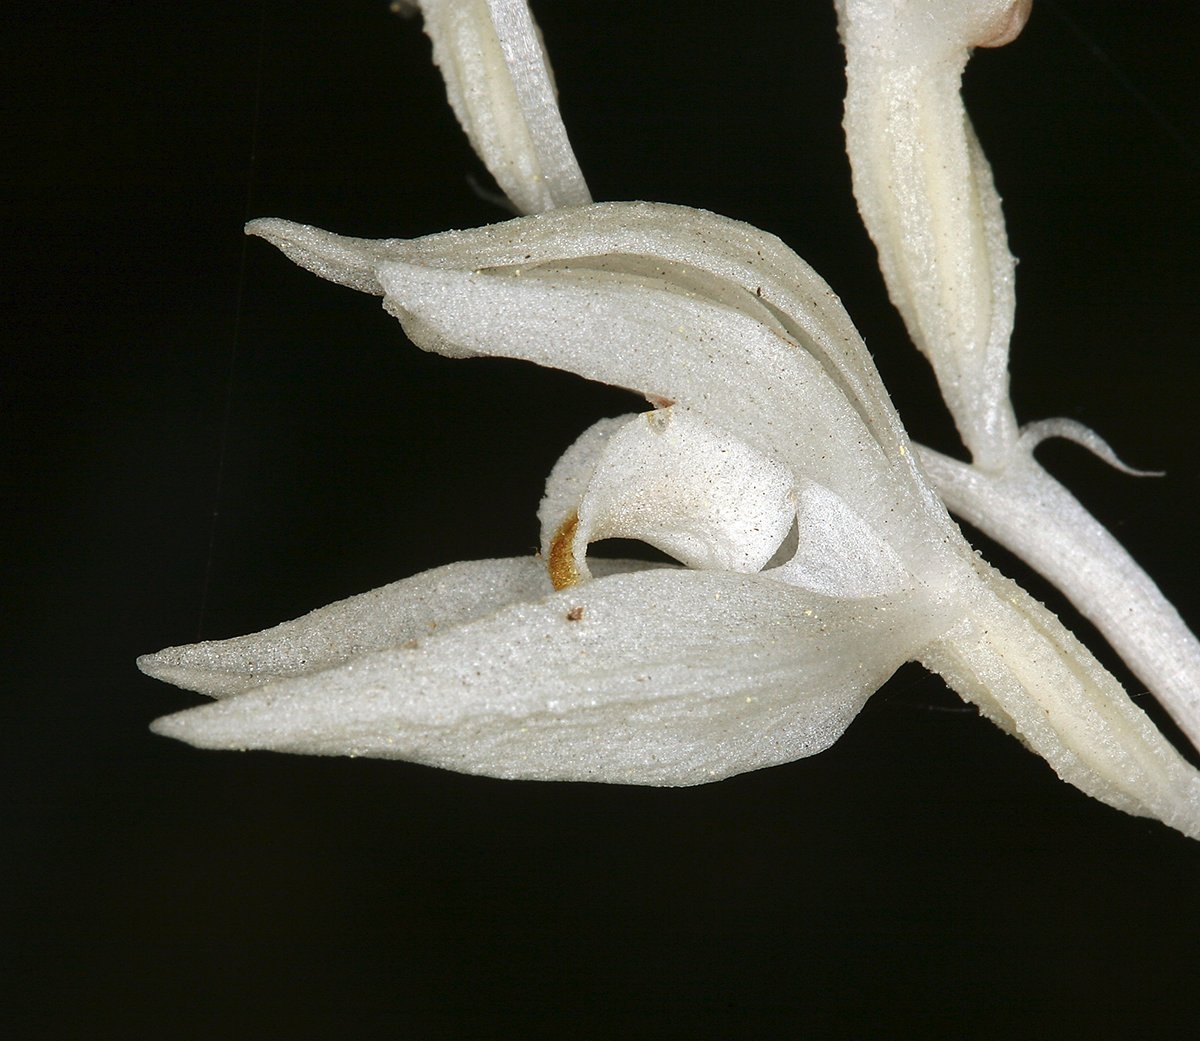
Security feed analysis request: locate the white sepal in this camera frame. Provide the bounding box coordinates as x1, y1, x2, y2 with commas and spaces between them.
148, 565, 925, 786
233, 203, 1200, 839
139, 557, 558, 698
138, 556, 655, 698
245, 203, 917, 472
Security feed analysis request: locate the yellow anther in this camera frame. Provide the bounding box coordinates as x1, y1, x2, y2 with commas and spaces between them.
548, 511, 581, 590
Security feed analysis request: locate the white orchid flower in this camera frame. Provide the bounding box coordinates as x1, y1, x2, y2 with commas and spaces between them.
140, 203, 1200, 839
137, 0, 1200, 841
836, 0, 1200, 750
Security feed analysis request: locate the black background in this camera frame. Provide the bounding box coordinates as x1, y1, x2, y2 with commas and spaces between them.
7, 1, 1200, 1037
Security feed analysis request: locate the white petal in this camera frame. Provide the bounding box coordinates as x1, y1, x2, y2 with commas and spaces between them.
139, 558, 553, 697
150, 568, 929, 785
375, 255, 959, 580
536, 414, 632, 573
835, 0, 1026, 466
404, 0, 590, 213
540, 408, 797, 584
375, 257, 863, 466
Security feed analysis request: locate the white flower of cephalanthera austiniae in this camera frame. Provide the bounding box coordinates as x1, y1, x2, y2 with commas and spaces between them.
140, 0, 1200, 840
140, 203, 1200, 840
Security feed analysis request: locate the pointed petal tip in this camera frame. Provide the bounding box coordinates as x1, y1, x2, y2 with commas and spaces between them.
243, 218, 386, 295
245, 215, 320, 245
137, 648, 177, 682
147, 709, 187, 743
149, 698, 266, 753
149, 705, 234, 751
243, 216, 275, 238
136, 646, 251, 699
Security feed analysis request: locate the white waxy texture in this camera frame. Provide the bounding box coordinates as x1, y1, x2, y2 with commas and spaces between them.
245, 204, 912, 464
837, 0, 1200, 759
147, 564, 925, 786
142, 202, 1200, 839
396, 0, 590, 213
138, 2, 1200, 842
774, 482, 910, 599
921, 557, 1200, 841
540, 408, 798, 582
536, 414, 629, 567
835, 0, 1025, 467
919, 442, 1200, 753
247, 204, 960, 585
140, 557, 652, 698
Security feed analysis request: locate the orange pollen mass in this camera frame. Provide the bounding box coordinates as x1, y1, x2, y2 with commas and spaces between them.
548, 511, 581, 591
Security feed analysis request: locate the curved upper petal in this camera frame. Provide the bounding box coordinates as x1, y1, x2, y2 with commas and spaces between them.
246, 203, 914, 467
536, 414, 632, 569
149, 567, 932, 785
